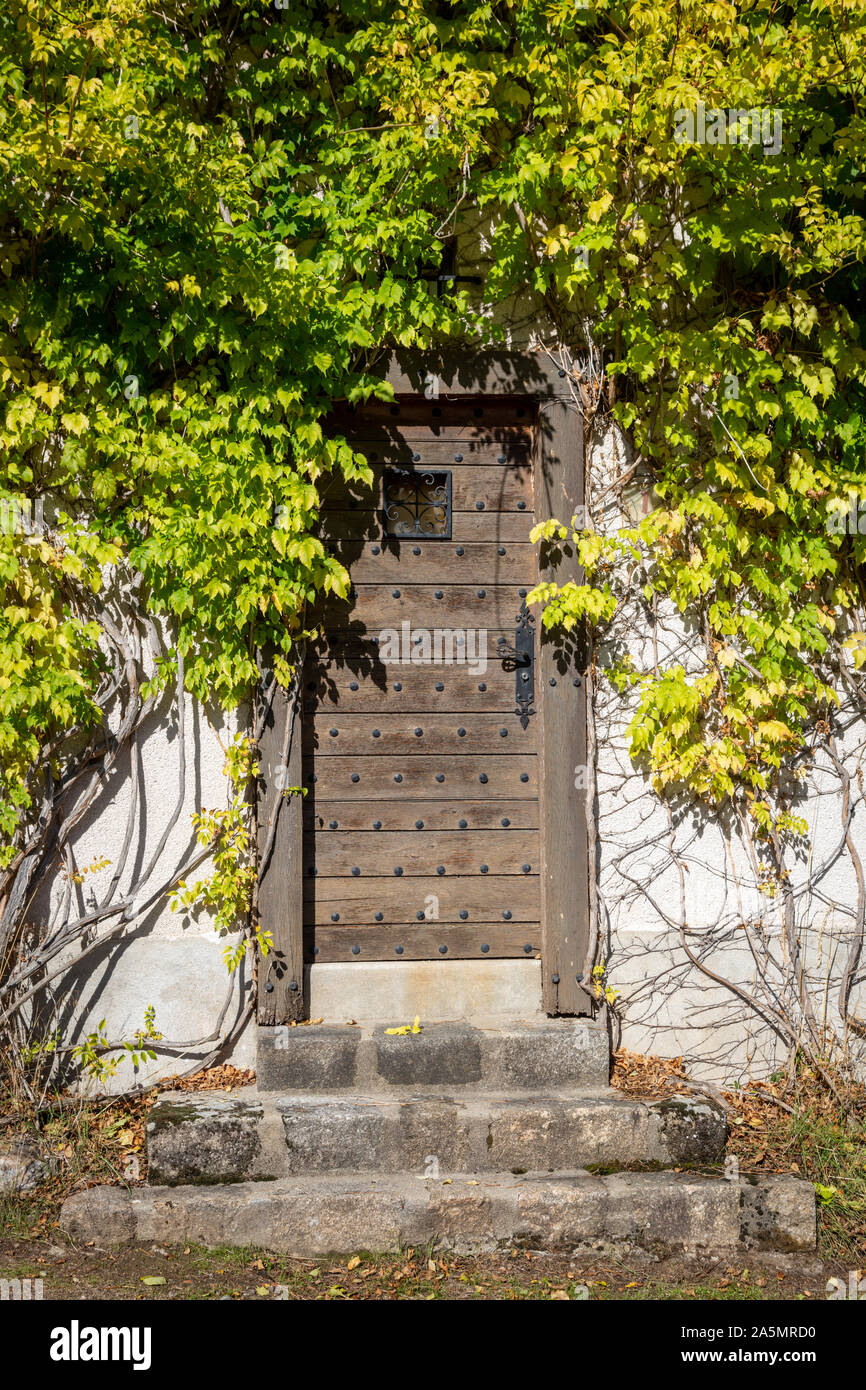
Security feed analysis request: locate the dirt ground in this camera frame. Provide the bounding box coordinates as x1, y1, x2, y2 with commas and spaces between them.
0, 1233, 845, 1301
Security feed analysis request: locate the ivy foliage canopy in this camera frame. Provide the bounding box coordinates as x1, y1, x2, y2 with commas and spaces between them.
2, 0, 866, 871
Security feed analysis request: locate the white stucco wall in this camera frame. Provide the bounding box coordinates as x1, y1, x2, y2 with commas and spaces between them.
38, 671, 255, 1093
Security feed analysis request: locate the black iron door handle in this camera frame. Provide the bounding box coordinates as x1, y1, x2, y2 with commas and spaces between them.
500, 600, 535, 728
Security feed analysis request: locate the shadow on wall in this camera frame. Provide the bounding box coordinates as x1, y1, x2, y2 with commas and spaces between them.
26, 684, 255, 1094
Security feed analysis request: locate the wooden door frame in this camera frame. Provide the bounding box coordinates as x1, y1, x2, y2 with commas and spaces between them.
257, 349, 590, 1023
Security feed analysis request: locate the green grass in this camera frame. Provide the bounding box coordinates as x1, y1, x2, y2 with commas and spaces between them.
594, 1281, 775, 1301
0, 1194, 42, 1241
733, 1104, 866, 1262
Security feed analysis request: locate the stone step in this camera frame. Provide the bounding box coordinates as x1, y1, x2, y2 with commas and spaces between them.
61, 1171, 816, 1257
256, 1018, 609, 1092
145, 1088, 727, 1185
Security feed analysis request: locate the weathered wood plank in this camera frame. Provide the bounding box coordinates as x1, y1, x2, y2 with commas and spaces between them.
308, 628, 523, 659
307, 924, 541, 962
320, 510, 534, 542
330, 399, 535, 429
536, 398, 590, 1015
303, 663, 518, 713
303, 714, 534, 756
326, 541, 536, 585
348, 447, 530, 469
335, 427, 532, 446
303, 799, 540, 831
309, 830, 540, 876
256, 675, 304, 1024
303, 753, 537, 798
320, 583, 534, 630
303, 875, 539, 923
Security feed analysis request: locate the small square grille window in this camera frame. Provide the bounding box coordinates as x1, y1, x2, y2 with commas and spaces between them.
382, 468, 451, 539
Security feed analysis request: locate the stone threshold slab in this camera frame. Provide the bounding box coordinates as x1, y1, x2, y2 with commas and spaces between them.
256, 1018, 610, 1092
61, 1171, 816, 1257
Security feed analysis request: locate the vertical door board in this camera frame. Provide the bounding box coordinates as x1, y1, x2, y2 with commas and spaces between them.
536, 398, 590, 1015
256, 676, 305, 1023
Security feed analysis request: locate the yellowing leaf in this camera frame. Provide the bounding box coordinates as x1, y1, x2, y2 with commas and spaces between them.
384, 1015, 422, 1036
756, 719, 794, 743
586, 190, 613, 222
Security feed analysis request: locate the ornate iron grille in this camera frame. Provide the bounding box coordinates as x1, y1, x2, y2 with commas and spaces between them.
382, 468, 451, 539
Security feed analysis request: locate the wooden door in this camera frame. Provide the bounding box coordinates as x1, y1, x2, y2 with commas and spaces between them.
302, 397, 542, 963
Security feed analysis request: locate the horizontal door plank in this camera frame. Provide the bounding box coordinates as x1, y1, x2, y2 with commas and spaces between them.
304, 713, 534, 756
328, 541, 536, 585
321, 465, 532, 511
304, 754, 537, 798
338, 424, 532, 443
303, 800, 540, 831
303, 875, 539, 923
308, 830, 540, 876
329, 402, 534, 430
320, 511, 535, 543
303, 664, 518, 714
307, 924, 541, 962
320, 584, 533, 630
347, 441, 531, 465
308, 628, 528, 660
